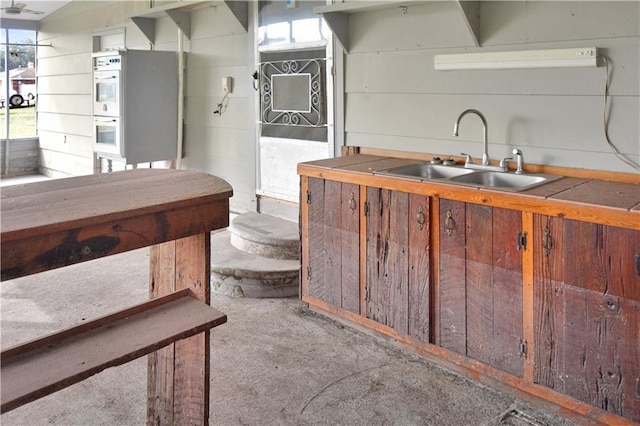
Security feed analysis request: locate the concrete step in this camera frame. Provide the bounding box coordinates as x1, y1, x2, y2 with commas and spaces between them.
211, 230, 300, 298
229, 212, 299, 260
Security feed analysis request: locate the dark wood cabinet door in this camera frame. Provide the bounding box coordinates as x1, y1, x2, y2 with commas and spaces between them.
534, 216, 640, 422
365, 188, 430, 342
306, 178, 360, 314
439, 199, 524, 377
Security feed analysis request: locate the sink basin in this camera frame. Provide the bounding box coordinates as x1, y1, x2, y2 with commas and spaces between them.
449, 171, 561, 191
378, 163, 475, 180
376, 162, 562, 192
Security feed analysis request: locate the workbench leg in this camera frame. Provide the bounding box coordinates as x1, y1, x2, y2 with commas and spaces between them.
148, 233, 211, 425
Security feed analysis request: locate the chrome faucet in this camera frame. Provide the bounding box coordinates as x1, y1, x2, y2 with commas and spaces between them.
453, 109, 489, 166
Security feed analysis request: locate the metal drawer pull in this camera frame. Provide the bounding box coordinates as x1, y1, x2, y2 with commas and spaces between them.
444, 210, 455, 236
416, 205, 425, 230
348, 193, 357, 214
542, 227, 553, 256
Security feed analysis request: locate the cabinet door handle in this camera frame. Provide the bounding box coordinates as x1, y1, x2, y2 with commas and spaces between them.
348, 193, 357, 215
542, 227, 553, 256
444, 210, 454, 236
416, 205, 425, 230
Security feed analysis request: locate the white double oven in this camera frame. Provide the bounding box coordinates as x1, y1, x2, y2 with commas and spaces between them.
92, 50, 179, 165
93, 52, 123, 158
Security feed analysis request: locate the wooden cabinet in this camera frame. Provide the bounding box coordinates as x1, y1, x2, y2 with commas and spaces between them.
304, 177, 360, 314
365, 188, 430, 342
533, 216, 640, 422
438, 199, 524, 377
299, 154, 640, 424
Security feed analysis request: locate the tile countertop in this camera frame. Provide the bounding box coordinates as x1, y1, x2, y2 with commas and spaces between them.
298, 155, 640, 229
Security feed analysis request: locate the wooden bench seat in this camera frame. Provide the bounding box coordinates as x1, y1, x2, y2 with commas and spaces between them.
1, 289, 227, 413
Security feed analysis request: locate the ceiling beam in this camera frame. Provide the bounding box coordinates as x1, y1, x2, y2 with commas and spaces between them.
0, 18, 38, 31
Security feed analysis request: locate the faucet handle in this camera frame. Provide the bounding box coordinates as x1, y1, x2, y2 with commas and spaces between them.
500, 157, 512, 171
500, 157, 512, 167
460, 152, 472, 165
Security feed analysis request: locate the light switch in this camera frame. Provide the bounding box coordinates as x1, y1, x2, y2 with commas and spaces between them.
222, 77, 233, 94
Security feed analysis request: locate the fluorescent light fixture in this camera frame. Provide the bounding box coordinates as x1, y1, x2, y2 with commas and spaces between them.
434, 47, 597, 71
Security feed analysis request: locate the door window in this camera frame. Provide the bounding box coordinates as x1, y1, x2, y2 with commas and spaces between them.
258, 1, 329, 142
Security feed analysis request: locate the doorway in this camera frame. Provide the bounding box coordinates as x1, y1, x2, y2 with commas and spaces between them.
256, 1, 334, 209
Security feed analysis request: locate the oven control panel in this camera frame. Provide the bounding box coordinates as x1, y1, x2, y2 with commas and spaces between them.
94, 54, 122, 71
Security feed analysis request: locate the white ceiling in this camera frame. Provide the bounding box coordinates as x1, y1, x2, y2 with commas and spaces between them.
1, 1, 71, 25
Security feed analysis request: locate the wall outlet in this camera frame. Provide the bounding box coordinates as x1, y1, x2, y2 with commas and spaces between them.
222, 77, 233, 94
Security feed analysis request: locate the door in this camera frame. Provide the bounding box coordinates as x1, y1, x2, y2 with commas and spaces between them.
439, 199, 524, 377
365, 187, 430, 341
94, 117, 121, 157
533, 216, 640, 421
256, 1, 334, 203
304, 177, 360, 314
93, 69, 120, 117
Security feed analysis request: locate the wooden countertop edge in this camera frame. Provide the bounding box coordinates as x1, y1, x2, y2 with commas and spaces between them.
0, 192, 233, 244
298, 164, 640, 231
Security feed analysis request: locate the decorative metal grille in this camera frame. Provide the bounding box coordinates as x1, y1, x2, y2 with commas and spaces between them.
260, 58, 325, 127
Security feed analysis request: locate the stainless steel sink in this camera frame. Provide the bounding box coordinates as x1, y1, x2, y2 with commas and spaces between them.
449, 171, 562, 191
377, 162, 562, 192
377, 163, 476, 180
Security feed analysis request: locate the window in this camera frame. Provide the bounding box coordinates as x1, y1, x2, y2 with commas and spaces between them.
258, 2, 329, 48
258, 1, 329, 142
1, 28, 37, 139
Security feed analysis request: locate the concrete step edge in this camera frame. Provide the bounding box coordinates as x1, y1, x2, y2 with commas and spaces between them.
229, 212, 299, 259
211, 231, 300, 278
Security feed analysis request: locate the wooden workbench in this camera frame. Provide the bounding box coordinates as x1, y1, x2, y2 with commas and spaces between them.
1, 169, 233, 425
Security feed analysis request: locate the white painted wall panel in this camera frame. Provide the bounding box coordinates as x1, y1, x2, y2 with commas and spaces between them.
38, 74, 92, 95
185, 97, 252, 132
39, 1, 146, 36
37, 94, 92, 116
481, 1, 639, 45
31, 1, 639, 207
345, 131, 639, 174
346, 37, 639, 96
35, 1, 259, 213
343, 1, 640, 173
346, 93, 639, 172
38, 131, 94, 157
39, 150, 94, 178
183, 123, 253, 164
37, 53, 92, 77
38, 112, 93, 136
188, 35, 252, 68
258, 138, 329, 202
190, 5, 247, 39
349, 2, 474, 53
181, 128, 253, 193
37, 37, 93, 60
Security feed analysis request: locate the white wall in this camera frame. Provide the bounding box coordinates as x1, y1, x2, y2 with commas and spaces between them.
35, 0, 639, 210
37, 1, 149, 178
180, 5, 257, 213
36, 1, 257, 213
343, 1, 640, 173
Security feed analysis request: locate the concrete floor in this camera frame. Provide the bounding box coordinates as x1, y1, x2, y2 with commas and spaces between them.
0, 246, 582, 426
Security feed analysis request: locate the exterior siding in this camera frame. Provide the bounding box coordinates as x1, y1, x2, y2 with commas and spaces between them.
33, 1, 639, 209
343, 1, 640, 173
36, 1, 256, 212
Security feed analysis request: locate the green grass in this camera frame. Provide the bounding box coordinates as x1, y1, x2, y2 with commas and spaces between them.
0, 105, 37, 139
